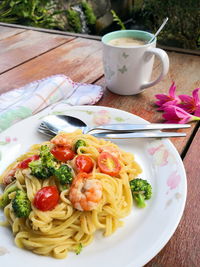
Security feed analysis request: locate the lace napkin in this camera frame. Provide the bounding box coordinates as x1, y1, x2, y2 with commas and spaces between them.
0, 74, 103, 133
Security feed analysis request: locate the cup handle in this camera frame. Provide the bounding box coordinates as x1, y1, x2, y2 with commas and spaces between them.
141, 47, 169, 89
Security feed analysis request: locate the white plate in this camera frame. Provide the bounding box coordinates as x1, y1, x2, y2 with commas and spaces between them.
0, 106, 187, 267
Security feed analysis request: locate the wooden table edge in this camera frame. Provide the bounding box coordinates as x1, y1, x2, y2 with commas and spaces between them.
0, 22, 199, 56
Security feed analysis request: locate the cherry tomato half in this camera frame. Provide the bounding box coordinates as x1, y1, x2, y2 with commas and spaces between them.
51, 145, 75, 161
98, 152, 121, 176
33, 186, 59, 211
17, 155, 40, 169
98, 145, 120, 158
75, 155, 94, 173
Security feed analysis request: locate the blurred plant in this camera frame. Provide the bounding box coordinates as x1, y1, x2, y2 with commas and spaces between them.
66, 9, 82, 33
111, 9, 126, 30
81, 1, 96, 26
0, 0, 65, 29
133, 0, 200, 49
0, 0, 17, 23
66, 1, 96, 34
198, 35, 200, 48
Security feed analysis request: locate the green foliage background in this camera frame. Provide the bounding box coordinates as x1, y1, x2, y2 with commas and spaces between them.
0, 0, 199, 50
133, 0, 200, 49
0, 0, 96, 31
0, 0, 65, 29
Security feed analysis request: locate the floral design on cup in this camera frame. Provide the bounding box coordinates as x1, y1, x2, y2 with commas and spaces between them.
118, 65, 127, 74
122, 52, 129, 59
93, 110, 111, 126
104, 65, 115, 80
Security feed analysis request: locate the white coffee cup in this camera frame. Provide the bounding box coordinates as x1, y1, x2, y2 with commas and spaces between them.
102, 30, 169, 95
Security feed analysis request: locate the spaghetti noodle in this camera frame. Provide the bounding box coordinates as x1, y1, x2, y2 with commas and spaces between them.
0, 130, 142, 258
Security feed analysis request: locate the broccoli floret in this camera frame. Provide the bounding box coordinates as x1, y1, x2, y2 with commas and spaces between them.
29, 160, 54, 179
12, 190, 31, 218
54, 165, 73, 185
75, 243, 83, 255
29, 145, 56, 179
39, 145, 55, 168
130, 178, 152, 208
75, 139, 86, 153
0, 184, 18, 209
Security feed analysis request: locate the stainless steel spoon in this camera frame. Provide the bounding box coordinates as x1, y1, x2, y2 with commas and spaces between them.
37, 115, 189, 138
148, 17, 168, 43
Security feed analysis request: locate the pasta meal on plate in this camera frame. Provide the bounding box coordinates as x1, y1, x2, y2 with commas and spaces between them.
0, 130, 152, 259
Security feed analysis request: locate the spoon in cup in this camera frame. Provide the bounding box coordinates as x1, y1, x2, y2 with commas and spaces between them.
148, 17, 168, 44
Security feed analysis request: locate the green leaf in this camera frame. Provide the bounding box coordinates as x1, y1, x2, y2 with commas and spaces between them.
111, 10, 126, 30
66, 9, 82, 33
0, 0, 64, 30
81, 1, 96, 25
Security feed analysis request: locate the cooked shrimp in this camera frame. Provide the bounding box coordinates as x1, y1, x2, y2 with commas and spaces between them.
2, 167, 17, 185
99, 145, 121, 158
51, 133, 71, 146
69, 172, 102, 211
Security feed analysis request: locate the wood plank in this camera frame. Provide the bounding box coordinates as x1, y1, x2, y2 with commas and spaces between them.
0, 25, 25, 40
96, 52, 200, 154
159, 44, 200, 56
0, 37, 103, 94
0, 22, 102, 41
0, 30, 75, 73
1, 23, 200, 56
144, 128, 200, 267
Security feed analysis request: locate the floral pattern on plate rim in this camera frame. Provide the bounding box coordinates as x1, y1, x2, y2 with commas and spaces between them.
0, 136, 18, 161
39, 109, 127, 125
0, 246, 9, 256
147, 140, 182, 208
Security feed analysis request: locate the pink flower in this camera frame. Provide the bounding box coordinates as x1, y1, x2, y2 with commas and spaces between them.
155, 82, 180, 110
178, 88, 200, 116
163, 105, 200, 124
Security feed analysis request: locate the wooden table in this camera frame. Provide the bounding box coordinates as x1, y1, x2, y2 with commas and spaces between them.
0, 23, 199, 267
